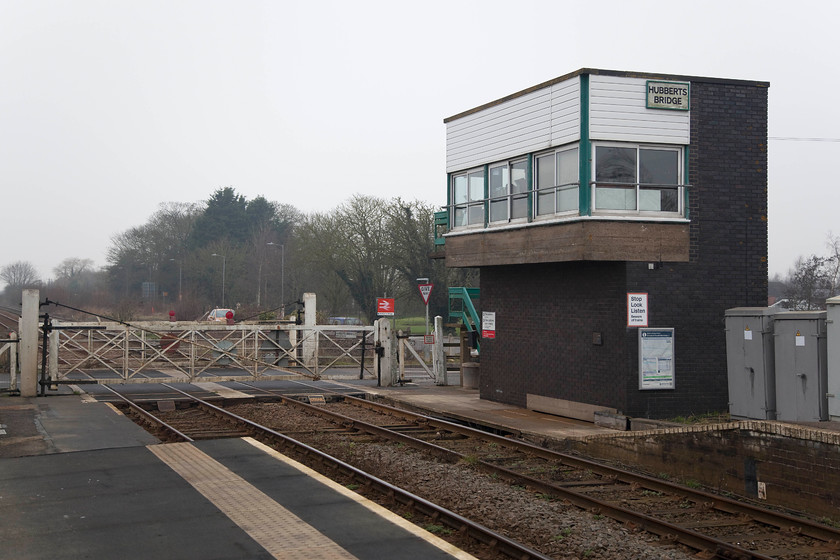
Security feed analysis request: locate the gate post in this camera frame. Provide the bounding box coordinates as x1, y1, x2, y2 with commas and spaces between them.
397, 331, 406, 384
19, 289, 39, 397
374, 318, 396, 387
302, 292, 317, 368
49, 324, 59, 388
433, 316, 447, 386
9, 332, 18, 391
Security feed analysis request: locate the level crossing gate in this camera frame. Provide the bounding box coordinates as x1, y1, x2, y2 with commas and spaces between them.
44, 320, 375, 384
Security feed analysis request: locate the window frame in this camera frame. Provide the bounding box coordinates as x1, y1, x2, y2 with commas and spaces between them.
450, 167, 486, 228
591, 142, 684, 218
487, 158, 530, 225
533, 144, 580, 220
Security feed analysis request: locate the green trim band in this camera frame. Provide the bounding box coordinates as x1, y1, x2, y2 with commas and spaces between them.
484, 164, 490, 227
579, 74, 592, 216
526, 154, 533, 222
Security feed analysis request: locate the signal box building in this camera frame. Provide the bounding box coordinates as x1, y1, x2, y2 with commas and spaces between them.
442, 68, 768, 420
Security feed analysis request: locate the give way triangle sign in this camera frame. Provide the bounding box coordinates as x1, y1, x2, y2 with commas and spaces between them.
418, 283, 433, 305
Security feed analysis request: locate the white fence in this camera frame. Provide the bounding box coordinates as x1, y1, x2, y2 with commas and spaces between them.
4, 312, 457, 393
45, 321, 374, 383
0, 333, 18, 390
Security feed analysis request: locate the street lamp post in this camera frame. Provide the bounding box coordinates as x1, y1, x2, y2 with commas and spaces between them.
267, 242, 285, 316
211, 253, 226, 307
169, 258, 182, 301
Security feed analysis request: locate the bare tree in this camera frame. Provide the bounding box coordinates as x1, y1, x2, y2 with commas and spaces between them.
1, 260, 41, 288
826, 232, 840, 298
785, 255, 831, 310
295, 195, 400, 323
54, 257, 94, 280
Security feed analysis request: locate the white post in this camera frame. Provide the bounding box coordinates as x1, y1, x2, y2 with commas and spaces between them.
9, 331, 18, 391
433, 316, 447, 385
372, 319, 380, 382
374, 318, 396, 387
398, 331, 406, 383
19, 289, 39, 397
302, 292, 317, 368
49, 324, 59, 388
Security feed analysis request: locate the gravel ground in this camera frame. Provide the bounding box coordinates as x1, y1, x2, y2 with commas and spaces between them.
230, 402, 695, 560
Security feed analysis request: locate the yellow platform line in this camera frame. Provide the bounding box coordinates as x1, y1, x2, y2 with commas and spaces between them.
148, 441, 358, 559
243, 438, 477, 560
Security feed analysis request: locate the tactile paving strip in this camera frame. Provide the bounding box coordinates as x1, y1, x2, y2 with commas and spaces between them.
149, 442, 358, 559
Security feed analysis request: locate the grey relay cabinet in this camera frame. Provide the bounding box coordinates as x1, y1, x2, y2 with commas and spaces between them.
773, 311, 828, 422
724, 308, 778, 420
826, 296, 840, 420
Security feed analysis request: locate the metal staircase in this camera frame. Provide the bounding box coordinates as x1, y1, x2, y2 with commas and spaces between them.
448, 287, 480, 351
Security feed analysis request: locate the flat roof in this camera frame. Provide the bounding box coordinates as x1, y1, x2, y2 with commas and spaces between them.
444, 67, 770, 123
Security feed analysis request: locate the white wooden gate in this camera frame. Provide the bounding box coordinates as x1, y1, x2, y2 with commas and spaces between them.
48, 321, 374, 383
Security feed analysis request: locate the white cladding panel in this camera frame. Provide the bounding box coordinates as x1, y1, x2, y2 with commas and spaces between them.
446, 77, 580, 173
549, 78, 580, 147
589, 75, 690, 144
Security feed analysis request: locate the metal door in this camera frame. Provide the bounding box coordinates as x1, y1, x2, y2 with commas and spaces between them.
725, 308, 776, 420
774, 312, 828, 422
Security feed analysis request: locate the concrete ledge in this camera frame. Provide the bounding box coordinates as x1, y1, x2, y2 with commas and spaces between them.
594, 410, 629, 431
527, 393, 618, 423
629, 417, 683, 431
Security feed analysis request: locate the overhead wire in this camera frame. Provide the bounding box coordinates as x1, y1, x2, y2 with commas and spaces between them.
769, 137, 840, 142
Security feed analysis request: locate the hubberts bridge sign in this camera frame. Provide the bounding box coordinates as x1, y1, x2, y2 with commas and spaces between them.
646, 80, 690, 111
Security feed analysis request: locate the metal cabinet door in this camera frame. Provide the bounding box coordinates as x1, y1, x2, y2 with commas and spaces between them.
774, 314, 827, 422
725, 312, 775, 420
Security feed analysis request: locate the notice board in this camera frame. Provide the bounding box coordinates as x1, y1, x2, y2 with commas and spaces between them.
638, 328, 675, 390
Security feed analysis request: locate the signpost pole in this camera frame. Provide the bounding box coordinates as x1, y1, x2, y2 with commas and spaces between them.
416, 278, 432, 336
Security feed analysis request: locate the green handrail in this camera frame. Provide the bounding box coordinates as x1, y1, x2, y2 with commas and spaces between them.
433, 210, 448, 246
448, 287, 480, 332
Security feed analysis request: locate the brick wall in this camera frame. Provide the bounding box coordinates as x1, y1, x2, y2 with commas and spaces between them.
481, 261, 629, 410
478, 79, 769, 419
568, 422, 840, 519
623, 80, 769, 418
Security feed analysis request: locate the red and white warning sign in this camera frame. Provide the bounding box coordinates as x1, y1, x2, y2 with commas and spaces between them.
481, 311, 496, 339
377, 297, 395, 316
418, 283, 433, 305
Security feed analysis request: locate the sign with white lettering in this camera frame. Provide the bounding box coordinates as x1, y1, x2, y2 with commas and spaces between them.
639, 328, 675, 390
627, 293, 649, 327
646, 80, 690, 111
482, 311, 496, 339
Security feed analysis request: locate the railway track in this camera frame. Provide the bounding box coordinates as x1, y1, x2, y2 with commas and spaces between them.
238, 385, 840, 560
111, 382, 840, 559
106, 384, 551, 560
0, 309, 20, 332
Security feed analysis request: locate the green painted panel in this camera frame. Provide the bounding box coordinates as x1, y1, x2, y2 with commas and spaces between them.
579, 73, 591, 216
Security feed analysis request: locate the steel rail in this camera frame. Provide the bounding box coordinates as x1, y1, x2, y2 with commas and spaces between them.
235, 381, 840, 559
276, 380, 840, 546
159, 383, 552, 560
234, 387, 778, 560
102, 385, 194, 442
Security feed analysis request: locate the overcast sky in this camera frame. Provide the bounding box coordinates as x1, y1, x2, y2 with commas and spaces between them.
1, 0, 836, 284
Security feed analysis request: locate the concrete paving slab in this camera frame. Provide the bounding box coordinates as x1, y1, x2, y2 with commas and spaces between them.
355, 383, 618, 440
0, 438, 474, 560
0, 445, 274, 559
0, 396, 158, 458
197, 438, 469, 559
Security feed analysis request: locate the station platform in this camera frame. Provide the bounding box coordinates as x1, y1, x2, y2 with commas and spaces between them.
0, 376, 612, 559
1, 435, 470, 559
